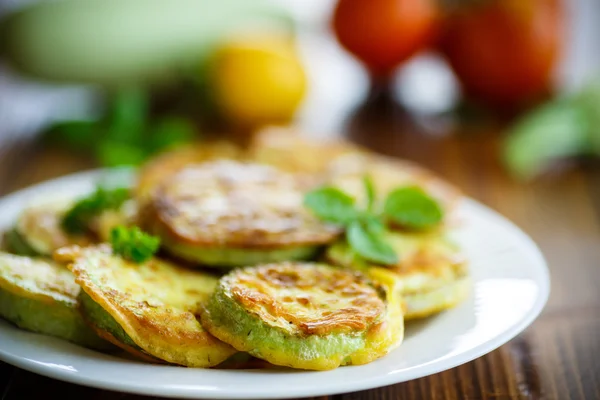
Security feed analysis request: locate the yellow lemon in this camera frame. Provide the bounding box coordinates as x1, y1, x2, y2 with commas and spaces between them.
210, 35, 307, 127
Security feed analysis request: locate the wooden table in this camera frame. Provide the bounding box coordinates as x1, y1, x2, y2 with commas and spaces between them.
0, 96, 599, 400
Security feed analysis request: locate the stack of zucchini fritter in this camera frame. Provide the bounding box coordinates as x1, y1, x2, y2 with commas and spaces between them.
0, 128, 469, 370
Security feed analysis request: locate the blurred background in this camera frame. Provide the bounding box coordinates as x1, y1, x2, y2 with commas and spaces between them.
0, 0, 599, 181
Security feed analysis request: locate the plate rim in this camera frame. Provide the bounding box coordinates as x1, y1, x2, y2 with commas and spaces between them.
0, 168, 550, 399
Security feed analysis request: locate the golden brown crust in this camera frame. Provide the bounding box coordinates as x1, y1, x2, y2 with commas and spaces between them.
228, 263, 385, 335
148, 161, 340, 249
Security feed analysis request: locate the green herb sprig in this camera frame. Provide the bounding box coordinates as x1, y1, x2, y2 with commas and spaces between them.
304, 177, 444, 265
44, 87, 196, 168
62, 187, 130, 234
110, 226, 160, 263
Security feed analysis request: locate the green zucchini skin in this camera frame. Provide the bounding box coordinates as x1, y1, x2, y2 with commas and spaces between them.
0, 251, 113, 350
0, 287, 110, 350
4, 229, 39, 257
161, 236, 320, 268
78, 290, 141, 351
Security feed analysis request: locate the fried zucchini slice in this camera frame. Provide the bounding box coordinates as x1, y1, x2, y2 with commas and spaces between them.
144, 161, 341, 267
401, 276, 470, 319
135, 140, 242, 203
10, 201, 91, 256
326, 231, 469, 320
201, 262, 403, 370
248, 128, 461, 213
248, 127, 365, 175
55, 245, 237, 367
0, 252, 111, 350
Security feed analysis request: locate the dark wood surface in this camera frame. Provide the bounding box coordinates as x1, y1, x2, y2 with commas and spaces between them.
0, 97, 599, 400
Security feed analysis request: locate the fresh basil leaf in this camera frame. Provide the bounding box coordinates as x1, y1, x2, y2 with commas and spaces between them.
347, 221, 398, 265
304, 187, 358, 224
363, 175, 376, 212
384, 186, 443, 229
361, 213, 385, 234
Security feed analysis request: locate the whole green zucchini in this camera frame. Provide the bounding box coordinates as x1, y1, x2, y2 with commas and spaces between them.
1, 0, 292, 84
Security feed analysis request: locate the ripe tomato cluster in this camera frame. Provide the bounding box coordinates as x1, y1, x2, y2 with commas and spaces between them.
331, 0, 565, 110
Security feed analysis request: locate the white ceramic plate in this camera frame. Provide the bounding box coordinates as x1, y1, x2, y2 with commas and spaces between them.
0, 170, 550, 399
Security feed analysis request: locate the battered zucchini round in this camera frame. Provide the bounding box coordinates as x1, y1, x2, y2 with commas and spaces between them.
145, 161, 341, 267
200, 262, 404, 370
135, 140, 242, 202
11, 201, 91, 256
326, 231, 469, 320
8, 201, 92, 257
55, 244, 237, 367
0, 252, 111, 350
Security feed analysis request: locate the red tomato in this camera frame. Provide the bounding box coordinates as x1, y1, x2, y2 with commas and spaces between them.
439, 0, 564, 109
332, 0, 439, 79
